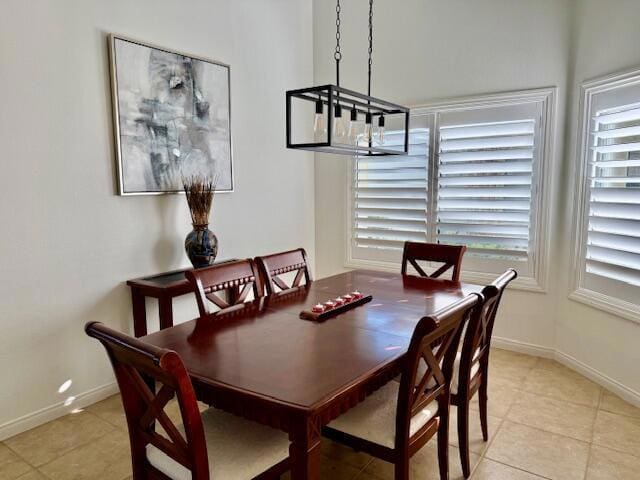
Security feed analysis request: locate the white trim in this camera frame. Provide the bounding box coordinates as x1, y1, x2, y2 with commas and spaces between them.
491, 336, 555, 358
492, 337, 640, 409
413, 87, 557, 115
555, 350, 640, 409
570, 66, 640, 318
569, 287, 640, 325
346, 87, 556, 291
0, 382, 118, 441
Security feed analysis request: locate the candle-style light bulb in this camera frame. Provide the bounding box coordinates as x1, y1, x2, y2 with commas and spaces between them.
377, 114, 385, 145
347, 106, 359, 144
363, 112, 373, 143
333, 104, 346, 141
313, 99, 325, 140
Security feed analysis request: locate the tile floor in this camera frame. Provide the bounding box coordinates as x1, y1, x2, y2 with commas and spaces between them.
2, 348, 640, 479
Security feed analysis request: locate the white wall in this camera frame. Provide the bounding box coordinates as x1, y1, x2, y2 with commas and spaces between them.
0, 0, 314, 437
313, 0, 572, 351
555, 0, 640, 398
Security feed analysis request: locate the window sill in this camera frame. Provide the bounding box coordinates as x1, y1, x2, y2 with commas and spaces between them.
344, 258, 546, 293
569, 288, 640, 325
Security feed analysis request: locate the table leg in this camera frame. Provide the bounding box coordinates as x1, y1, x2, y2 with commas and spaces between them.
131, 289, 147, 338
158, 296, 173, 331
289, 417, 322, 480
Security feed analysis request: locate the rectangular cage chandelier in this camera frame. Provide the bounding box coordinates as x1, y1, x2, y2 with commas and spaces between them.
285, 0, 410, 157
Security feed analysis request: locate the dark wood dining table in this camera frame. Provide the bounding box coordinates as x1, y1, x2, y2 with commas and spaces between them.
142, 269, 483, 479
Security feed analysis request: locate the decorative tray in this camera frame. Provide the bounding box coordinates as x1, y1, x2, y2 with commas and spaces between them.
299, 292, 372, 322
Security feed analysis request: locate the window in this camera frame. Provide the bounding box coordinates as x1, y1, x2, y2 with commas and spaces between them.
352, 116, 430, 263
348, 89, 555, 289
571, 70, 640, 320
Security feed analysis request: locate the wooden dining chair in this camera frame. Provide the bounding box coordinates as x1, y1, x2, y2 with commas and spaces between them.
186, 259, 263, 317
255, 248, 312, 295
401, 241, 467, 282
85, 321, 289, 480
322, 293, 481, 480
451, 269, 517, 478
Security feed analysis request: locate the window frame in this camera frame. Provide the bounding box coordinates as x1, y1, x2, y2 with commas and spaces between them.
345, 88, 557, 292
570, 68, 640, 323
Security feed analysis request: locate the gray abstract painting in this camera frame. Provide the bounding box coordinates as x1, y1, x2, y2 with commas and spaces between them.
110, 35, 233, 195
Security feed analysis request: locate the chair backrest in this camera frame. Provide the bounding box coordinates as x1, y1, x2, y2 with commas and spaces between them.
255, 248, 312, 295
85, 322, 209, 479
186, 259, 263, 317
401, 241, 467, 281
456, 269, 517, 394
395, 293, 481, 447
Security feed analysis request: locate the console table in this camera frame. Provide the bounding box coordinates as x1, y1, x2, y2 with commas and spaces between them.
127, 260, 236, 337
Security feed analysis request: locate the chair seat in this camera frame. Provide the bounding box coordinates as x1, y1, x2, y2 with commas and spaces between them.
146, 407, 289, 480
451, 350, 480, 395
327, 381, 438, 448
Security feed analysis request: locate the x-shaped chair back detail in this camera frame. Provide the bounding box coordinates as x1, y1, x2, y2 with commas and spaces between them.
186, 259, 263, 317
401, 241, 467, 282
395, 293, 481, 449
255, 248, 312, 295
85, 321, 210, 479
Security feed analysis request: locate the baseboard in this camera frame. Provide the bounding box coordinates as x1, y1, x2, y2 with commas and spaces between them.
0, 382, 118, 441
492, 336, 555, 358
492, 337, 640, 409
3, 338, 640, 440
554, 350, 640, 409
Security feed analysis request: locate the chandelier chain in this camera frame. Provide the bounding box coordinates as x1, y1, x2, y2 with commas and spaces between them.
367, 0, 373, 98
335, 0, 341, 61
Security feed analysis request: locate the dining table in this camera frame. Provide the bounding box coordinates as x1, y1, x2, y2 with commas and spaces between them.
141, 268, 484, 479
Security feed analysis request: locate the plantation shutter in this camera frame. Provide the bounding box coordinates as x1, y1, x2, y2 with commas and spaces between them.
584, 101, 640, 299
351, 116, 430, 263
434, 102, 542, 274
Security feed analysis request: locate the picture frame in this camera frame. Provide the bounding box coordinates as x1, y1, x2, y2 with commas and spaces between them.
109, 34, 234, 195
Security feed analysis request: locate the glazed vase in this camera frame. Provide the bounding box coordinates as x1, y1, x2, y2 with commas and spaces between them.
185, 224, 218, 268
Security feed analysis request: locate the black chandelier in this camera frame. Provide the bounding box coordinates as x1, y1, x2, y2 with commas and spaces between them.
286, 0, 410, 156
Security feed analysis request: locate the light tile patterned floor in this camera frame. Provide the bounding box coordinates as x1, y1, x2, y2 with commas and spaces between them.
3, 349, 640, 479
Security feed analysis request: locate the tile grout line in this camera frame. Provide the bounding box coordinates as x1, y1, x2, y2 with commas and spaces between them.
516, 386, 601, 410
483, 358, 596, 479
479, 364, 562, 479
580, 390, 601, 480
351, 456, 374, 480
493, 415, 592, 446
590, 387, 640, 461
5, 410, 118, 472
483, 457, 554, 480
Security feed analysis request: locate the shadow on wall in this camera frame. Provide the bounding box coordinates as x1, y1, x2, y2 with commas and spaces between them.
153, 195, 185, 272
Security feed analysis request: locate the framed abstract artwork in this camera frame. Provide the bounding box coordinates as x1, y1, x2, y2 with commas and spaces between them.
109, 34, 233, 195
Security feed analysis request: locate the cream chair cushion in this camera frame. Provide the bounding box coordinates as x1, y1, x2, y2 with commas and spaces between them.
146, 407, 289, 480
451, 350, 480, 395
327, 381, 438, 448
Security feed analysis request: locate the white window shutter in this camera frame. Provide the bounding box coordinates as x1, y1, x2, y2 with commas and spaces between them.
586, 103, 640, 289
435, 119, 536, 263
352, 126, 429, 263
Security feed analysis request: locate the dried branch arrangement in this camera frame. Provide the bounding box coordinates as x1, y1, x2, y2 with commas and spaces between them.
182, 174, 219, 226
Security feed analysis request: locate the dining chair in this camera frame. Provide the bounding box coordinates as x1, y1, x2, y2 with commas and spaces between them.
401, 241, 467, 282
322, 293, 481, 480
186, 259, 263, 317
451, 269, 517, 478
255, 248, 312, 295
85, 321, 289, 480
